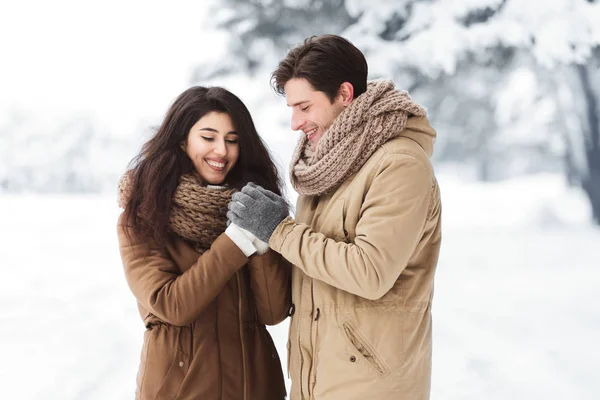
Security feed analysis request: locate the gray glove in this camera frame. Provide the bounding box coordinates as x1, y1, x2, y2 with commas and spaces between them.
227, 182, 288, 243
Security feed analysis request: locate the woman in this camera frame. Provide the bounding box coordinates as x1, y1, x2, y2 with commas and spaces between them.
117, 86, 290, 400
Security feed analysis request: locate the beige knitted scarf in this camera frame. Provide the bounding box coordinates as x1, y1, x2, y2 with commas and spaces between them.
290, 79, 427, 196
117, 172, 234, 253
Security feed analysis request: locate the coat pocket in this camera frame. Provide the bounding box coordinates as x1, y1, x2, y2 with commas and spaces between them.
341, 321, 390, 377
153, 349, 191, 399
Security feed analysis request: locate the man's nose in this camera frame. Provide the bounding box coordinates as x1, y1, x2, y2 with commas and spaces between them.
291, 111, 304, 131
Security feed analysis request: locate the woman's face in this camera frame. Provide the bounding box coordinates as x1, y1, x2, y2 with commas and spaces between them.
184, 111, 240, 185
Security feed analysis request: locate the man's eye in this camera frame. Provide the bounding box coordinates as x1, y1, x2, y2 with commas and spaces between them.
301, 105, 309, 112
201, 136, 214, 142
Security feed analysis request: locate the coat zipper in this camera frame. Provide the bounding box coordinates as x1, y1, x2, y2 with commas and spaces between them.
236, 272, 248, 400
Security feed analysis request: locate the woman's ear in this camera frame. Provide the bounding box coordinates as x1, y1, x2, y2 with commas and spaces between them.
179, 141, 186, 151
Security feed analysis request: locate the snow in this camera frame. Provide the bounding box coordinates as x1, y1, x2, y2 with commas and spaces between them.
439, 173, 591, 229
1, 174, 598, 399
433, 227, 599, 399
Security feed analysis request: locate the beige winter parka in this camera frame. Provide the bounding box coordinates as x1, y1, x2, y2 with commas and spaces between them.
269, 116, 442, 400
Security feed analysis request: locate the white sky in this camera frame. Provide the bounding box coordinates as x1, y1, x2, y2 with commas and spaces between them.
0, 0, 226, 134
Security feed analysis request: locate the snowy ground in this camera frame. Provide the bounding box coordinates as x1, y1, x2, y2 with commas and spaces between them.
1, 174, 599, 399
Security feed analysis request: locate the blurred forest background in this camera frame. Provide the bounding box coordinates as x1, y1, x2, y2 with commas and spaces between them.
2, 0, 599, 224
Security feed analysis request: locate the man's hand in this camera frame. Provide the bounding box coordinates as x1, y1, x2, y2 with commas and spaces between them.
227, 182, 289, 244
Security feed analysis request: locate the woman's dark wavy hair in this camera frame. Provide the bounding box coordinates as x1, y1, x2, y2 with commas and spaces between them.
122, 86, 284, 247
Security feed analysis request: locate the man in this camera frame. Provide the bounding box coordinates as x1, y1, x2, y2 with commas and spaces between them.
227, 34, 442, 400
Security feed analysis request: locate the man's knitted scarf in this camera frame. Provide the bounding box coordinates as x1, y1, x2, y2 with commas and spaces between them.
118, 172, 234, 253
290, 79, 427, 196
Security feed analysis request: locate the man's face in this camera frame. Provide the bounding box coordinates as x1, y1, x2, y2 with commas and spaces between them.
284, 78, 347, 149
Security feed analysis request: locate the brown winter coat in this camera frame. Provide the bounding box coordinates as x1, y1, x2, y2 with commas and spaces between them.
118, 215, 291, 400
270, 116, 442, 399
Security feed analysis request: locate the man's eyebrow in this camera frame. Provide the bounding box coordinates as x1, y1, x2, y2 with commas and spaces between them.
287, 100, 309, 107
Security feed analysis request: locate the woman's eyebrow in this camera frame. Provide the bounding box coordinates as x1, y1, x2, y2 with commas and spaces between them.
199, 127, 238, 135
198, 127, 218, 132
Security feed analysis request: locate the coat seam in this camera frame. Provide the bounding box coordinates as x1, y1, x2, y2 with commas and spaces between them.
137, 330, 150, 399
381, 150, 431, 173
216, 299, 223, 399
260, 255, 275, 324
277, 219, 297, 252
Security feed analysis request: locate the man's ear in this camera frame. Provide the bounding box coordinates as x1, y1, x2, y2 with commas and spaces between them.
339, 82, 354, 106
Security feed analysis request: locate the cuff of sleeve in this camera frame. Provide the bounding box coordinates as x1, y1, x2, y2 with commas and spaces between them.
235, 225, 269, 255
225, 224, 257, 257
253, 237, 270, 255
268, 216, 296, 252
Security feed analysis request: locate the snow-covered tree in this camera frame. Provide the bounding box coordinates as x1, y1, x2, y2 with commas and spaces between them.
193, 0, 356, 81
347, 0, 599, 222
199, 0, 600, 224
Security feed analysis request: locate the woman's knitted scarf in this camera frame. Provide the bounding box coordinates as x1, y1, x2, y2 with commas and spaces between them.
118, 172, 234, 253
290, 79, 427, 196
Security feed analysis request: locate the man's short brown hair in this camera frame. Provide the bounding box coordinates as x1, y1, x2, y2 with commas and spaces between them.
271, 34, 368, 102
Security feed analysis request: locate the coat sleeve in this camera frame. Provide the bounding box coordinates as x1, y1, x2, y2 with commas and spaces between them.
247, 249, 292, 325
269, 153, 433, 300
117, 216, 249, 326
